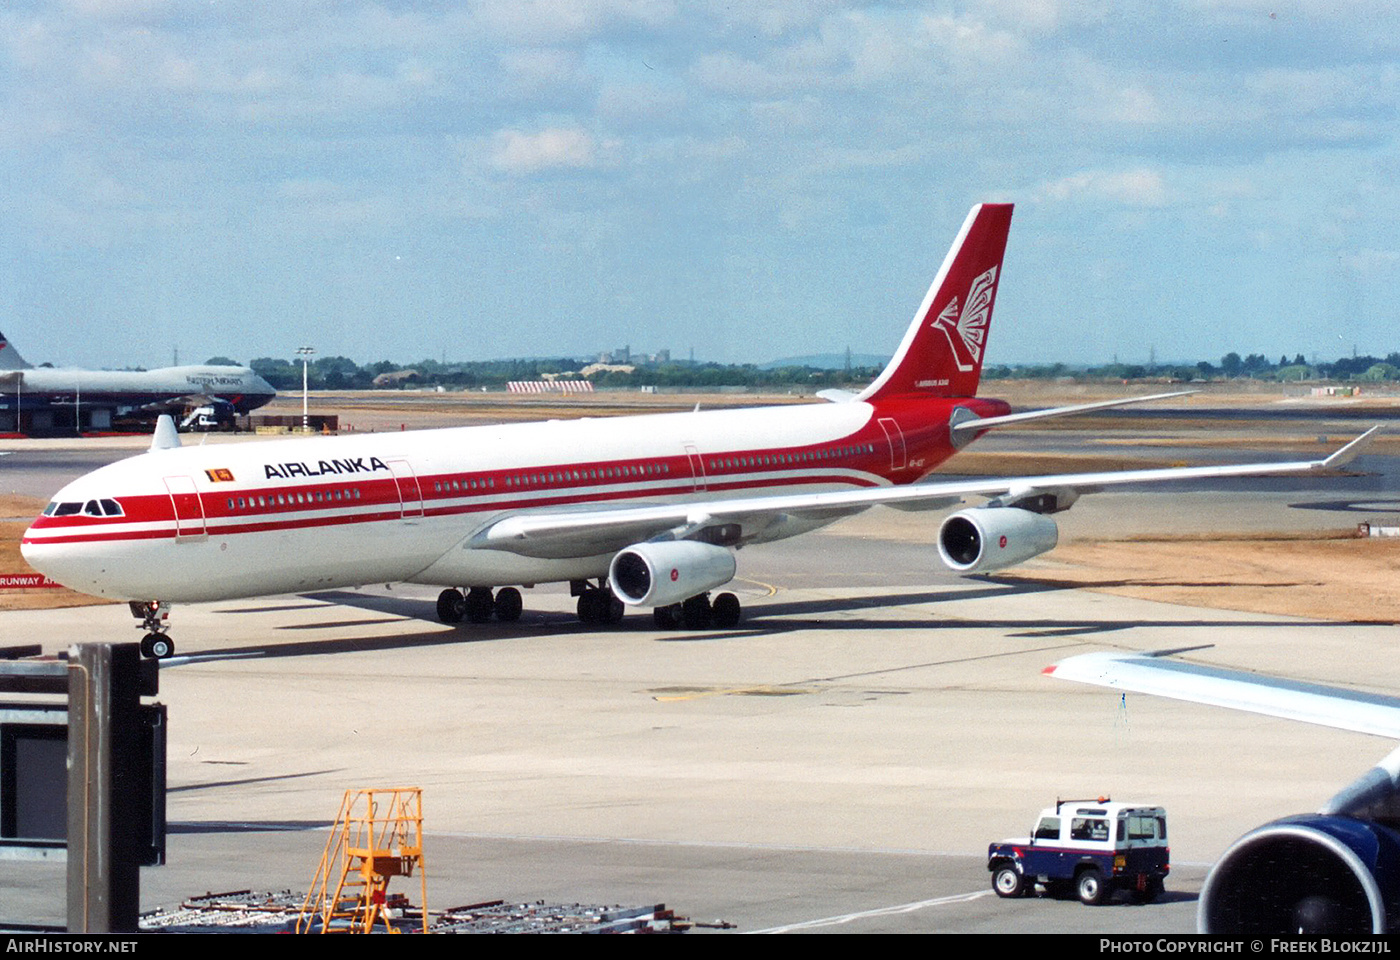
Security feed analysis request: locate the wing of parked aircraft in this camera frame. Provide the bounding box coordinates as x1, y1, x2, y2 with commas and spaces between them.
1047, 648, 1400, 935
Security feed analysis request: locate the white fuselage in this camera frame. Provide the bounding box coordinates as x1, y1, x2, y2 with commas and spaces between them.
22, 398, 963, 603
5, 365, 276, 414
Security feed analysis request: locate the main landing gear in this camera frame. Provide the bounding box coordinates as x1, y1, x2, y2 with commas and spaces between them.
652, 591, 742, 630
130, 600, 175, 659
436, 587, 523, 625
434, 584, 744, 630
575, 584, 624, 625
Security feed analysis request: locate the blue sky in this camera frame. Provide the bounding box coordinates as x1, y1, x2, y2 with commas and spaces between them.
2, 1, 1397, 370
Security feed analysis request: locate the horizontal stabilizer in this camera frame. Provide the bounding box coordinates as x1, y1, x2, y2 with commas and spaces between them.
950, 390, 1196, 435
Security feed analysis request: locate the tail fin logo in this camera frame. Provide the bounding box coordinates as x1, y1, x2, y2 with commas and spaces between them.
930, 266, 997, 373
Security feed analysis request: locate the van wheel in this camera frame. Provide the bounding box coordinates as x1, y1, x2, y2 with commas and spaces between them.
992, 865, 1025, 898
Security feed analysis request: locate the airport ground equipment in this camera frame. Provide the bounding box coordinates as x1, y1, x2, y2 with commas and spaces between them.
298, 787, 428, 934
987, 799, 1169, 905
140, 891, 684, 933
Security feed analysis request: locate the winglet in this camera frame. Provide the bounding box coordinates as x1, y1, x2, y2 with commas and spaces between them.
1319, 426, 1381, 470
150, 414, 181, 451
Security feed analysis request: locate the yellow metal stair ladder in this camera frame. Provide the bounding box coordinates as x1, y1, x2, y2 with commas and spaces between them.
298, 787, 428, 934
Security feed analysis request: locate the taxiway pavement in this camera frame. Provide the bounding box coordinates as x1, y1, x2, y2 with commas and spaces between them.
4, 506, 1395, 933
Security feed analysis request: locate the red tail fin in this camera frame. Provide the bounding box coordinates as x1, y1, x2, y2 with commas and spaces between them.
858, 203, 1013, 401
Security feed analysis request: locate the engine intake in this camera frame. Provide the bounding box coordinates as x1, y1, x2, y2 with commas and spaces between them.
608, 540, 737, 608
1200, 816, 1400, 935
937, 506, 1058, 573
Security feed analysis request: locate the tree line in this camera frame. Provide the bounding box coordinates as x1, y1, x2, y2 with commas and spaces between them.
209, 352, 1400, 392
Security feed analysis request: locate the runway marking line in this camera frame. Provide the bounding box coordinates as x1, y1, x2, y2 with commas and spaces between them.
749, 889, 994, 933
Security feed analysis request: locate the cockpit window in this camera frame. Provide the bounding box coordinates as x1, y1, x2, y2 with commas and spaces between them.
44, 499, 123, 518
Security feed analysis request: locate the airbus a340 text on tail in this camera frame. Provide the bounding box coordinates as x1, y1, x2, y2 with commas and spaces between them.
20, 204, 1377, 658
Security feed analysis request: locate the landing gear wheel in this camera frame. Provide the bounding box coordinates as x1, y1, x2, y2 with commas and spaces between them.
681, 594, 712, 629
130, 601, 174, 658
437, 588, 465, 624
578, 588, 624, 625
494, 587, 523, 622
578, 590, 602, 623
992, 865, 1025, 898
140, 633, 173, 660
464, 587, 494, 624
1076, 868, 1109, 906
711, 592, 741, 628
653, 604, 681, 629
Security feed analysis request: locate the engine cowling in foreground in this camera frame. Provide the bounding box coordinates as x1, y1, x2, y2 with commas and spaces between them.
1199, 815, 1400, 935
937, 506, 1058, 574
608, 540, 736, 608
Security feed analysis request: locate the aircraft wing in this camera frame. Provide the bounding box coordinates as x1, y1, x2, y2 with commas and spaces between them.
476, 426, 1379, 559
1045, 649, 1400, 740
1047, 648, 1400, 823
131, 393, 233, 414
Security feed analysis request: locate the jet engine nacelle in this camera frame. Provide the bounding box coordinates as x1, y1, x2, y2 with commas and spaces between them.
936, 506, 1059, 573
1199, 815, 1400, 935
608, 540, 737, 608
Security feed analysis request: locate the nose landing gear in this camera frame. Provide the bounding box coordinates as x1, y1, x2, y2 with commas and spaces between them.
130, 600, 175, 659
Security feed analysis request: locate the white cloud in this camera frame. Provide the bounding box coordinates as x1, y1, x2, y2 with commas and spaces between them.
1036, 168, 1169, 207
469, 0, 675, 44
489, 128, 612, 175
1338, 248, 1400, 278
498, 48, 588, 99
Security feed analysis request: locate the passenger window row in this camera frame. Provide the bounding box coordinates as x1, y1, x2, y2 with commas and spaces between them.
433, 462, 671, 494
225, 489, 362, 511
708, 443, 876, 472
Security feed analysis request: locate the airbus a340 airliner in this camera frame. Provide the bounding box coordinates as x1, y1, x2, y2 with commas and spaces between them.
20, 204, 1377, 658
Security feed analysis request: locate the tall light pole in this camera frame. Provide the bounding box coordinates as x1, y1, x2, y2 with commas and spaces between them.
297, 346, 315, 432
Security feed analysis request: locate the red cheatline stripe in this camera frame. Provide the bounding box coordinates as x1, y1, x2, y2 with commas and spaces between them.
21, 472, 884, 547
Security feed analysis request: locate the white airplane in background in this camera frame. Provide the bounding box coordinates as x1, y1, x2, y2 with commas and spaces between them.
20, 203, 1378, 659
0, 332, 275, 431
1049, 649, 1400, 936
